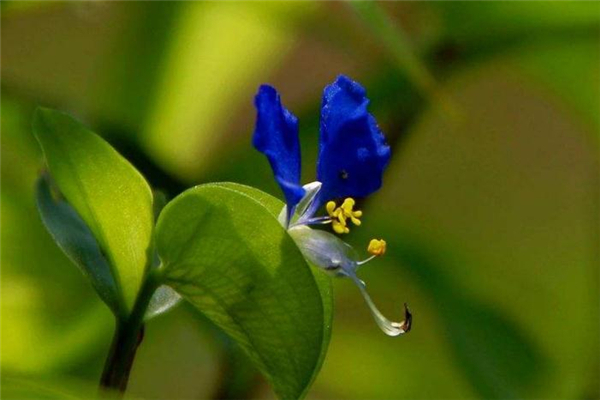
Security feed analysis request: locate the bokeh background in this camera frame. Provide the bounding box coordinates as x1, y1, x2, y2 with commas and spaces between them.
2, 1, 599, 399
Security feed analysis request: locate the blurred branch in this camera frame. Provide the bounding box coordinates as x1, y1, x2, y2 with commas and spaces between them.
347, 2, 460, 121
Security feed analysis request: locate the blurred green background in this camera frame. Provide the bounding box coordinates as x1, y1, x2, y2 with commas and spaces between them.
2, 1, 599, 399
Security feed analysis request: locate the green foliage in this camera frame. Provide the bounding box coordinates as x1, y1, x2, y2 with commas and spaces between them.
514, 38, 600, 139
3, 2, 598, 399
155, 183, 332, 399
2, 99, 113, 375
1, 375, 116, 400
348, 2, 437, 98
373, 50, 598, 397
435, 1, 600, 46
33, 108, 155, 314
35, 174, 121, 315
32, 108, 332, 398
37, 166, 180, 321
141, 2, 316, 181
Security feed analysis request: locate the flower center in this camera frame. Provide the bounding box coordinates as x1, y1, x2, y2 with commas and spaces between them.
326, 198, 362, 234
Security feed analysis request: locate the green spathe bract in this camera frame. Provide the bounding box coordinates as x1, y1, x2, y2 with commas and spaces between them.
155, 183, 332, 399
33, 107, 154, 315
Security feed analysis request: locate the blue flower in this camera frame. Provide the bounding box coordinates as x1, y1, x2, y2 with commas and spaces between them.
253, 85, 305, 216
316, 75, 391, 208
252, 75, 410, 337
253, 75, 390, 225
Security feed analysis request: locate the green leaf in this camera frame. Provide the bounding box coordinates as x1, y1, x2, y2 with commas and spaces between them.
32, 108, 154, 314
2, 98, 113, 375
35, 174, 121, 315
155, 183, 332, 399
1, 375, 116, 400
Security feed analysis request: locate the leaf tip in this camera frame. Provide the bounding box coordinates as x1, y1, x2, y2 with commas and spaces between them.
31, 106, 56, 141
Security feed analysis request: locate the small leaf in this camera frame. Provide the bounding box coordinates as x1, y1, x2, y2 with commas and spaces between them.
35, 174, 122, 315
144, 285, 182, 321
33, 108, 154, 313
155, 183, 332, 400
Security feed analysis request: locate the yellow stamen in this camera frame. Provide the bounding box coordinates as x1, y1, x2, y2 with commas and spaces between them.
326, 201, 337, 215
332, 220, 349, 234
326, 197, 363, 234
367, 239, 386, 256
341, 198, 355, 211
340, 198, 362, 226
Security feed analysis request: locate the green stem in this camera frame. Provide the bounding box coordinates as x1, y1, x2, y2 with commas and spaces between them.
99, 272, 160, 396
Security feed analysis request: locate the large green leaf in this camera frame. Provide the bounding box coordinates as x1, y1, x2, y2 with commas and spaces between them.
155, 183, 332, 400
2, 98, 113, 375
33, 108, 154, 314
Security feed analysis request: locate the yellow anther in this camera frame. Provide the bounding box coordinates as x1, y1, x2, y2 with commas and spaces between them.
332, 220, 350, 234
340, 198, 362, 226
326, 198, 362, 234
326, 201, 337, 216
367, 239, 387, 256
341, 198, 355, 211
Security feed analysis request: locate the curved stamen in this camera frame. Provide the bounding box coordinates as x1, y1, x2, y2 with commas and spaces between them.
291, 216, 332, 228
356, 255, 376, 266
349, 274, 412, 337
357, 239, 386, 266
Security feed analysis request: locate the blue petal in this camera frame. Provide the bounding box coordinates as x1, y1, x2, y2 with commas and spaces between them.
316, 75, 391, 206
253, 85, 305, 211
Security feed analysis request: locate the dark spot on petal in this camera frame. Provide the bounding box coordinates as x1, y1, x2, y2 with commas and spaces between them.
339, 170, 348, 180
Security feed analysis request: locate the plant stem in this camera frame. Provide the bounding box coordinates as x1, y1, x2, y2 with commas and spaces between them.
99, 272, 159, 396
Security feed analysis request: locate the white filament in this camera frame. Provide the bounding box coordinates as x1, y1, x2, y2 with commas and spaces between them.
286, 203, 412, 337
348, 273, 411, 337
